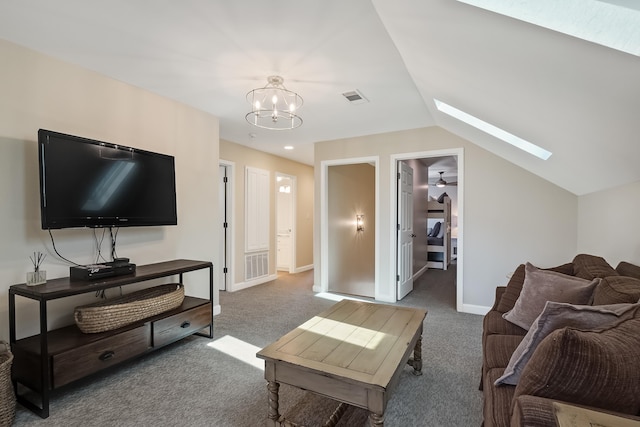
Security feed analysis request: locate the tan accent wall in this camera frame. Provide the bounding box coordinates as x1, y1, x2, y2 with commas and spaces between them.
0, 39, 220, 340
219, 140, 314, 286
327, 164, 375, 297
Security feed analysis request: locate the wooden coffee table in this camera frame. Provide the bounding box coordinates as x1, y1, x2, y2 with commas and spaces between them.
256, 299, 427, 426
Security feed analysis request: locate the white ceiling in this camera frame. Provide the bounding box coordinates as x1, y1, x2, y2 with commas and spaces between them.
1, 0, 639, 195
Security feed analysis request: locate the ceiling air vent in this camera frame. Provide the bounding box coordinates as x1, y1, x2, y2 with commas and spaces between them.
342, 90, 369, 105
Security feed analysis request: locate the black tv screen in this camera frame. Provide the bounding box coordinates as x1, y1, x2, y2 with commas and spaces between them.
38, 129, 177, 229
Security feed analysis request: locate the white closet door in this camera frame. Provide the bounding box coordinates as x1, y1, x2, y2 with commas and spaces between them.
245, 167, 270, 252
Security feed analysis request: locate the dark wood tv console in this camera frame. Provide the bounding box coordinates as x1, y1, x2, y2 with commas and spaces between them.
8, 259, 214, 419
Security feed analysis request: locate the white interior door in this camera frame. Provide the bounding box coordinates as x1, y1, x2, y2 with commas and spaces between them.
397, 161, 414, 300
276, 176, 292, 271
276, 173, 296, 273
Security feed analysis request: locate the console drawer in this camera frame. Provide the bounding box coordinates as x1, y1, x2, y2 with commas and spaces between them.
52, 324, 151, 388
152, 302, 211, 347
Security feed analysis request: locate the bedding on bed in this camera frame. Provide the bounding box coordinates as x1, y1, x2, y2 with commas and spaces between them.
428, 236, 444, 246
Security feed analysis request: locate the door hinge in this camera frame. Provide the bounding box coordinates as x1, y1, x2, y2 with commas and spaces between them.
397, 172, 401, 180
397, 224, 400, 231
223, 176, 228, 183
223, 267, 228, 274
223, 222, 228, 228
396, 275, 400, 282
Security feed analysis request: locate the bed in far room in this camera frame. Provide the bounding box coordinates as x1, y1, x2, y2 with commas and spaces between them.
426, 195, 451, 270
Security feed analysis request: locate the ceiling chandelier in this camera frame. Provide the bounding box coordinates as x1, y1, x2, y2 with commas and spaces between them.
246, 75, 303, 130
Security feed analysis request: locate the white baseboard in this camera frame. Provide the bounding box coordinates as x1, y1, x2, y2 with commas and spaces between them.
412, 265, 428, 281
459, 303, 490, 316
312, 284, 323, 293
375, 294, 396, 303
213, 304, 221, 316
294, 264, 314, 273
228, 273, 278, 292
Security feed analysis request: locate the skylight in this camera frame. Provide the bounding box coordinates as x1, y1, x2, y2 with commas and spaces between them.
456, 0, 640, 57
434, 99, 552, 160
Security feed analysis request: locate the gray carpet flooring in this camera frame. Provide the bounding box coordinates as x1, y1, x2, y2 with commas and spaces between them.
12, 264, 484, 426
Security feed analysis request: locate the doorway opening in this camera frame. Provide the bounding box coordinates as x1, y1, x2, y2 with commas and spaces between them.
392, 149, 464, 310
275, 172, 296, 274
318, 157, 380, 299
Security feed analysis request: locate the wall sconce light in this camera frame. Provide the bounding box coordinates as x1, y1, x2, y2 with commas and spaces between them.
356, 214, 364, 232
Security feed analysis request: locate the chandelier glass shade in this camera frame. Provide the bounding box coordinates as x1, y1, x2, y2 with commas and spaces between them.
246, 76, 303, 130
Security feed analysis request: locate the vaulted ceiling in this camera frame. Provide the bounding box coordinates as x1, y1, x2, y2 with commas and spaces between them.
1, 1, 638, 195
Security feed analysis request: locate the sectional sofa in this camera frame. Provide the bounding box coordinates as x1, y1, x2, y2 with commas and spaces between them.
481, 254, 640, 426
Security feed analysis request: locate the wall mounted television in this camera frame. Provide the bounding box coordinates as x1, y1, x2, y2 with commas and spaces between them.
38, 129, 177, 229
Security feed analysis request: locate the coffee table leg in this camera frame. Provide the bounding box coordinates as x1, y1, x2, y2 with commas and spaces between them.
411, 336, 423, 376
267, 381, 280, 426
369, 412, 384, 426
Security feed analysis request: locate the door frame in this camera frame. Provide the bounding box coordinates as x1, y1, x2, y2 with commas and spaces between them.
275, 172, 297, 274
390, 148, 464, 310
219, 160, 235, 293
318, 156, 380, 299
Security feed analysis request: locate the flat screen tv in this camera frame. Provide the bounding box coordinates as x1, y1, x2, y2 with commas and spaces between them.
38, 129, 177, 229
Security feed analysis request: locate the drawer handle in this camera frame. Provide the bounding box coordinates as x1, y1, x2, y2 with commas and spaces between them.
180, 321, 191, 329
99, 351, 115, 361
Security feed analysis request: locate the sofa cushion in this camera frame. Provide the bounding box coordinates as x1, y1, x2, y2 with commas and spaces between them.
503, 263, 599, 330
495, 301, 637, 386
511, 395, 560, 427
484, 334, 524, 371
572, 254, 618, 280
496, 262, 574, 313
484, 368, 515, 427
513, 306, 640, 415
592, 276, 640, 305
616, 261, 640, 280
483, 310, 527, 338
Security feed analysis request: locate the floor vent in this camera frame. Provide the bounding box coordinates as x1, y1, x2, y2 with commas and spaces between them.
342, 89, 369, 105
245, 251, 268, 281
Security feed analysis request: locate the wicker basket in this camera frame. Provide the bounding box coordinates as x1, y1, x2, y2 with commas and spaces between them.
74, 284, 185, 333
0, 341, 16, 427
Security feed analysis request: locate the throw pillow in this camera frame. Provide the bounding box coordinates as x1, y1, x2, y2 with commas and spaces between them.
615, 261, 640, 279
430, 222, 441, 239
495, 301, 637, 386
502, 263, 599, 330
436, 222, 445, 238
513, 307, 640, 415
496, 262, 574, 314
592, 276, 640, 305
572, 254, 618, 280
437, 192, 448, 203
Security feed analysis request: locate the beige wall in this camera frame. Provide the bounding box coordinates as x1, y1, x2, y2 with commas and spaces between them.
0, 39, 219, 341
578, 180, 640, 265
315, 126, 578, 311
327, 164, 375, 297
219, 139, 314, 288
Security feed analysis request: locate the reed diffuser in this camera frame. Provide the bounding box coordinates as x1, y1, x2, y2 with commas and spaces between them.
26, 251, 46, 286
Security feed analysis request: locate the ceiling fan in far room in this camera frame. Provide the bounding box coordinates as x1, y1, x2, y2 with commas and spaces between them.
434, 171, 457, 188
